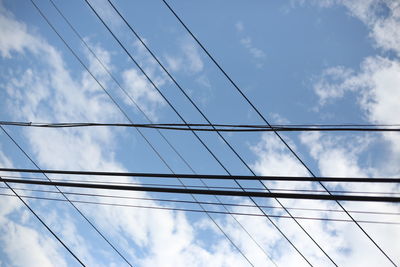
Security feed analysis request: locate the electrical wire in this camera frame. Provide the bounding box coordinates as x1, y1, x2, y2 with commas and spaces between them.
3, 177, 400, 202
160, 1, 398, 265
33, 1, 258, 264
1, 120, 400, 132
3, 184, 400, 217
0, 192, 398, 225
1, 167, 399, 183
2, 174, 400, 196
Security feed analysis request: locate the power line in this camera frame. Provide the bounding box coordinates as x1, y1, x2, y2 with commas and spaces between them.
33, 1, 259, 264
105, 1, 339, 264
1, 120, 400, 132
4, 174, 399, 196
84, 0, 313, 264
1, 167, 399, 183
0, 192, 398, 225
160, 1, 398, 265
4, 184, 400, 217
0, 177, 86, 266
1, 124, 132, 266
3, 177, 400, 202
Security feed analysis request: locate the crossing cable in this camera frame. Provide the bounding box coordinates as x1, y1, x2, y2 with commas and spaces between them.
0, 177, 85, 265
87, 1, 320, 265
0, 124, 131, 266
106, 3, 337, 265
106, 1, 338, 264
48, 0, 274, 264
0, 192, 399, 225
3, 184, 400, 217
4, 175, 400, 196
2, 167, 400, 183
2, 120, 400, 132
161, 1, 398, 265
33, 1, 257, 265
0, 133, 85, 266
3, 177, 400, 202
47, 0, 280, 262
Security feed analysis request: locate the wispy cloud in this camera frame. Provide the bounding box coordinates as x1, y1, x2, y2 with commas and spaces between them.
235, 21, 266, 68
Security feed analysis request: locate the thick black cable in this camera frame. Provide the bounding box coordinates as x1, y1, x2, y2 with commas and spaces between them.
4, 174, 399, 196
2, 167, 399, 183
1, 124, 132, 266
4, 184, 400, 217
1, 120, 400, 132
161, 1, 398, 265
89, 0, 324, 264
0, 192, 399, 225
44, 0, 280, 262
36, 1, 257, 264
3, 177, 400, 202
84, 0, 305, 264
106, 1, 345, 265
0, 177, 85, 266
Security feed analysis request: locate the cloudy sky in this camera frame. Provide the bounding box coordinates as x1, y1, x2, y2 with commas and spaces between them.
0, 0, 399, 266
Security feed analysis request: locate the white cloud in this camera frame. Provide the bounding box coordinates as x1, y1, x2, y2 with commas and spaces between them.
164, 39, 204, 75
0, 3, 274, 266
235, 21, 245, 32
234, 21, 266, 67
296, 0, 400, 56
240, 37, 266, 60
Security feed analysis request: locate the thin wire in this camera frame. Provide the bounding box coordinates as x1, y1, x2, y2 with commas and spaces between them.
2, 167, 399, 183
1, 120, 400, 132
46, 0, 282, 262
4, 184, 400, 217
0, 176, 84, 264
0, 192, 399, 225
106, 1, 340, 265
3, 177, 400, 202
1, 124, 132, 266
85, 0, 311, 264
36, 1, 257, 264
161, 1, 398, 265
4, 174, 400, 196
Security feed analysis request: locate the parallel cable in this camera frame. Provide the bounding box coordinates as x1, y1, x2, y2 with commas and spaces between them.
4, 184, 400, 217
47, 1, 277, 264
1, 167, 399, 183
161, 1, 398, 265
1, 120, 400, 132
1, 124, 132, 266
3, 175, 399, 196
89, 0, 325, 264
1, 193, 399, 225
3, 177, 400, 202
0, 177, 85, 266
106, 1, 349, 265
34, 1, 256, 264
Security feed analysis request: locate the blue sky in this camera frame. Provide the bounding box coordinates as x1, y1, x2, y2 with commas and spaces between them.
0, 0, 399, 266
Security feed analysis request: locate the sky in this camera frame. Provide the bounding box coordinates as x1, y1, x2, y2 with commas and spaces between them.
0, 0, 399, 266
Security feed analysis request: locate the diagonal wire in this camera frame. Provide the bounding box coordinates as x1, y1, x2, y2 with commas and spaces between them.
32, 1, 257, 265
1, 192, 399, 225
0, 177, 85, 266
3, 184, 400, 217
47, 0, 277, 263
88, 0, 319, 264
0, 124, 132, 266
106, 0, 336, 265
160, 1, 398, 265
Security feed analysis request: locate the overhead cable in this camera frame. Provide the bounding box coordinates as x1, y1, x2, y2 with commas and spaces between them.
160, 1, 399, 264
1, 120, 400, 132
1, 167, 399, 183
0, 192, 399, 225
2, 177, 400, 202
